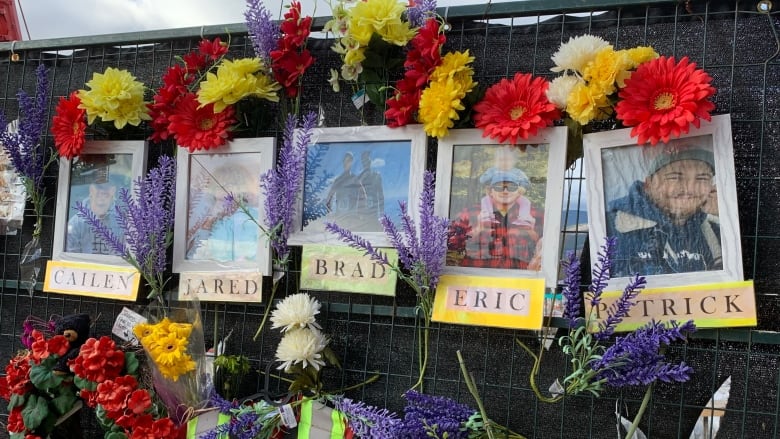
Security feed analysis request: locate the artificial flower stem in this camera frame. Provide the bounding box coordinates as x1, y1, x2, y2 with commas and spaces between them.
410, 303, 431, 392
515, 339, 563, 404
330, 373, 381, 394
253, 280, 279, 341
457, 350, 496, 439
625, 383, 653, 439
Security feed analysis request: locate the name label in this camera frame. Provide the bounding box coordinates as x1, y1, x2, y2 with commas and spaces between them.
433, 274, 545, 329
178, 272, 263, 302
300, 245, 398, 295
585, 280, 756, 331
44, 260, 140, 301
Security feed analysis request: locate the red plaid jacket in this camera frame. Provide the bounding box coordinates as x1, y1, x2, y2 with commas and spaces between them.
459, 204, 539, 269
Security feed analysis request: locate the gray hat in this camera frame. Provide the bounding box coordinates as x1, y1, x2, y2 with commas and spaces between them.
647, 148, 715, 176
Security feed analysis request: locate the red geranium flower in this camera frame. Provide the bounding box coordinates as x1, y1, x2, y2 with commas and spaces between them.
616, 56, 716, 146
4, 353, 33, 395
51, 91, 87, 159
7, 406, 27, 433
127, 389, 152, 415
168, 93, 236, 152
46, 335, 69, 357
96, 375, 138, 414
473, 72, 560, 144
71, 336, 125, 383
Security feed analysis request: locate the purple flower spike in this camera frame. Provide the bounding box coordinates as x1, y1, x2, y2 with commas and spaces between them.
594, 273, 647, 341
261, 111, 317, 263
560, 250, 582, 326
587, 236, 617, 308
406, 0, 438, 27
0, 64, 51, 189
245, 0, 280, 64
332, 396, 401, 438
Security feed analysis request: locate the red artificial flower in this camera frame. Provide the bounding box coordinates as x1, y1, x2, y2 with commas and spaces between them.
8, 406, 27, 433
128, 414, 156, 439
30, 336, 50, 363
46, 335, 69, 357
199, 37, 228, 61
150, 418, 180, 439
183, 50, 208, 73
385, 17, 445, 127
168, 93, 236, 152
51, 91, 87, 159
79, 388, 100, 408
473, 72, 561, 144
0, 373, 9, 400
616, 55, 716, 146
25, 435, 43, 439
96, 375, 138, 414
270, 49, 315, 96
127, 389, 152, 415
279, 1, 312, 50
4, 353, 33, 395
71, 336, 125, 383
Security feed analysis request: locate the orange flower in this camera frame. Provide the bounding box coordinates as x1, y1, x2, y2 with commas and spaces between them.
616, 56, 716, 145
473, 72, 560, 144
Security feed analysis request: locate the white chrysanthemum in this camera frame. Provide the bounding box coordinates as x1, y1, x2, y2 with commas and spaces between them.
275, 327, 329, 371
270, 293, 322, 332
550, 35, 611, 73
546, 74, 582, 109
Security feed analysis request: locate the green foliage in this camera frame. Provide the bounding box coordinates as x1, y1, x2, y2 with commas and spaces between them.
51, 391, 79, 415
124, 351, 139, 376
558, 324, 606, 397
8, 392, 27, 409
29, 357, 64, 390
21, 394, 49, 430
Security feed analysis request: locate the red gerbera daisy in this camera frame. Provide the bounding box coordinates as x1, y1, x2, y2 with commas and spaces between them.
198, 37, 228, 61
616, 56, 716, 146
51, 91, 87, 159
168, 93, 236, 152
473, 72, 560, 144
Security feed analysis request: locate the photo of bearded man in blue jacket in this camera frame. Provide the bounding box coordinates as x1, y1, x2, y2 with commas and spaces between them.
606, 146, 722, 277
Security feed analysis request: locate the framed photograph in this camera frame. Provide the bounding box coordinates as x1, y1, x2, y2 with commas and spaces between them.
289, 125, 427, 247
52, 140, 147, 266
434, 127, 568, 289
172, 138, 274, 275
583, 114, 743, 290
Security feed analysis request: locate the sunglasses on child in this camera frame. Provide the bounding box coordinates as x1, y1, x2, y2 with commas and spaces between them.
491, 182, 520, 192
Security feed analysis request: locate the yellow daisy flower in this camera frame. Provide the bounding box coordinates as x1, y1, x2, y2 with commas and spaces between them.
149, 332, 190, 366
77, 67, 150, 129
430, 51, 476, 84
158, 356, 196, 382
566, 82, 611, 125
348, 0, 414, 46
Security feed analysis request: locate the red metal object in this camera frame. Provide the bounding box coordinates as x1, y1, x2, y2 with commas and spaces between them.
0, 0, 22, 41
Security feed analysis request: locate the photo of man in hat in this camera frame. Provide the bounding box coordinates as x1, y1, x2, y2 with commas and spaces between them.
605, 142, 721, 277
66, 159, 128, 256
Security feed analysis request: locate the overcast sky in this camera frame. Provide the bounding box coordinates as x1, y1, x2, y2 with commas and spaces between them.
14, 0, 515, 41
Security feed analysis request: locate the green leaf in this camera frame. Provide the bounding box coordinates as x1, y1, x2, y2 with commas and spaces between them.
74, 375, 97, 391
29, 362, 63, 390
124, 351, 139, 376
51, 391, 78, 415
21, 394, 49, 430
106, 431, 128, 439
8, 392, 27, 409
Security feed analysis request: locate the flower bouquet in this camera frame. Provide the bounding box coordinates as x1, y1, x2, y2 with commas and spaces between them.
325, 0, 431, 110
0, 64, 56, 294
148, 36, 280, 152
132, 301, 213, 428
544, 34, 716, 159
0, 328, 81, 438
52, 66, 150, 159
245, 0, 315, 110
71, 335, 181, 438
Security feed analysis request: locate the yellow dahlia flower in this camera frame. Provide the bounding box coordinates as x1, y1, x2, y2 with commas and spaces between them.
419, 79, 465, 139
197, 58, 280, 112
431, 50, 476, 84
348, 0, 414, 46
77, 67, 150, 129
583, 47, 627, 96
566, 82, 612, 125
625, 46, 659, 69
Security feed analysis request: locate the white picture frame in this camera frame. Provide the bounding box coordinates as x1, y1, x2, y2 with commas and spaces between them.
289, 125, 427, 247
52, 140, 147, 266
434, 127, 568, 289
172, 138, 274, 275
583, 114, 743, 290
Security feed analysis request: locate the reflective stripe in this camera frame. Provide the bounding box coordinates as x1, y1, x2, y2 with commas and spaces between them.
298, 399, 313, 439
330, 407, 346, 439
186, 412, 232, 439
